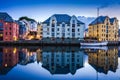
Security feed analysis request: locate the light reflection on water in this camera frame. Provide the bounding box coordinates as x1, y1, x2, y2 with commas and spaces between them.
0, 46, 120, 80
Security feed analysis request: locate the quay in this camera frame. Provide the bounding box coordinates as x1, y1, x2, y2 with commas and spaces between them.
0, 39, 119, 46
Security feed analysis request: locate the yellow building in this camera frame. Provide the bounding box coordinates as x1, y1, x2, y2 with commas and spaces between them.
36, 23, 42, 40
88, 16, 119, 41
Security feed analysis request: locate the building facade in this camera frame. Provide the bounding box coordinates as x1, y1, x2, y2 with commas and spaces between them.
0, 12, 19, 41
36, 23, 42, 40
42, 14, 85, 39
88, 16, 119, 41
17, 21, 27, 39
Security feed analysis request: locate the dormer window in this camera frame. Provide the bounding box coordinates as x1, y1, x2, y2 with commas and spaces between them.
62, 24, 65, 27
52, 20, 55, 24
52, 20, 55, 27
72, 20, 75, 24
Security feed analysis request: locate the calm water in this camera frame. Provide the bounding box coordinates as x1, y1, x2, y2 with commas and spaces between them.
0, 46, 120, 80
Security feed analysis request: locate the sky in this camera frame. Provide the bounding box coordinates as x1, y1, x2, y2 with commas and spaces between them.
0, 0, 120, 24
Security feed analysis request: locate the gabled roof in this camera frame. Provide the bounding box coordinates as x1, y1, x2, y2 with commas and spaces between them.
110, 18, 116, 24
0, 12, 14, 22
43, 14, 84, 24
85, 28, 88, 31
89, 16, 108, 25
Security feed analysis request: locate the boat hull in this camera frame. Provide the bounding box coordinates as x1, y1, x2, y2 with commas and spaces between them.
80, 41, 108, 46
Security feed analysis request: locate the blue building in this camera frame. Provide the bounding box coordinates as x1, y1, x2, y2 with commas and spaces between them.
17, 21, 27, 39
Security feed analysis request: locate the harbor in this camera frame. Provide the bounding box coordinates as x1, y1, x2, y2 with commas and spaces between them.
0, 39, 119, 46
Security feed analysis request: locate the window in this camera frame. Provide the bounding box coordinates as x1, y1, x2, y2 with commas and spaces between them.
72, 20, 75, 24
52, 28, 54, 32
68, 33, 70, 35
6, 32, 7, 35
67, 24, 70, 26
52, 33, 54, 36
62, 33, 65, 37
67, 28, 69, 31
0, 34, 3, 37
57, 28, 59, 31
52, 20, 55, 27
62, 24, 65, 27
77, 24, 80, 26
47, 28, 49, 31
57, 33, 59, 35
72, 33, 75, 37
9, 27, 11, 30
9, 32, 11, 35
78, 29, 80, 32
72, 29, 75, 32
78, 33, 80, 35
72, 24, 75, 27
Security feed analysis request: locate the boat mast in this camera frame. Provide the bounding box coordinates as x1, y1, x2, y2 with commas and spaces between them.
97, 8, 99, 41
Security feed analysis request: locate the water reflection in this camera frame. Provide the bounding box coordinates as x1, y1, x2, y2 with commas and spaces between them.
42, 46, 84, 75
87, 47, 118, 74
0, 46, 119, 79
0, 47, 18, 75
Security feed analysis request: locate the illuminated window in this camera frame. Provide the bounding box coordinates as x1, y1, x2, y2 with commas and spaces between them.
0, 34, 3, 37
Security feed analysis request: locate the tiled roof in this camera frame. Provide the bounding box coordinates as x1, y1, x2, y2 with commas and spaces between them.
89, 16, 108, 25
110, 18, 115, 24
89, 16, 117, 26
43, 14, 84, 24
0, 12, 14, 22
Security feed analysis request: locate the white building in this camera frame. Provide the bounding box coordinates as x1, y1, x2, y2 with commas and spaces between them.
42, 14, 85, 39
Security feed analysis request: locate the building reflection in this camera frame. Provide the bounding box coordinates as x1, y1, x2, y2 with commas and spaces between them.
36, 48, 42, 64
87, 47, 118, 74
41, 46, 84, 75
0, 47, 18, 75
19, 48, 37, 65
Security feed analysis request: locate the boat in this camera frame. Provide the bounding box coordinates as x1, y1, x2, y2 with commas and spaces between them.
80, 40, 108, 46
80, 46, 108, 51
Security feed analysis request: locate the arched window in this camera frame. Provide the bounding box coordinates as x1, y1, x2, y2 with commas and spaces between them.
52, 20, 55, 27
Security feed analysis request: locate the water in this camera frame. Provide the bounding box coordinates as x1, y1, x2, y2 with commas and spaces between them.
0, 46, 120, 80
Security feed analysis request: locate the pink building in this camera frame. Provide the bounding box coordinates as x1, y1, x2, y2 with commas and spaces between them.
0, 12, 19, 41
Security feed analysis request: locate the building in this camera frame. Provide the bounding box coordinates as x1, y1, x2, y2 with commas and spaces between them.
19, 17, 37, 40
84, 28, 88, 38
29, 20, 37, 31
118, 29, 120, 41
42, 14, 85, 39
88, 16, 119, 41
17, 21, 27, 39
36, 23, 42, 40
0, 12, 19, 41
